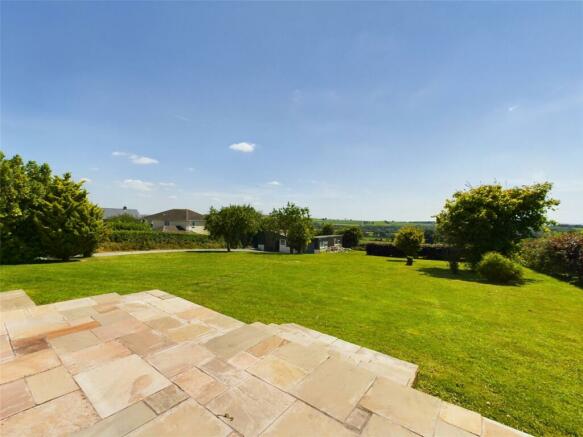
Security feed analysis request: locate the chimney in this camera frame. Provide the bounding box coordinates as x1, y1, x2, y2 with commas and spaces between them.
123, 206, 127, 210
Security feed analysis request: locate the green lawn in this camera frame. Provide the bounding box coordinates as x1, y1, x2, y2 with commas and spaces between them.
2, 252, 582, 436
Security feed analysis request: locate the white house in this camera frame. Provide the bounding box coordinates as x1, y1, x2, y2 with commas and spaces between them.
143, 209, 207, 234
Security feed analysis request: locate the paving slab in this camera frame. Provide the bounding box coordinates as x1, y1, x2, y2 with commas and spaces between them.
439, 401, 483, 435
246, 335, 288, 357
71, 401, 156, 437
0, 334, 14, 362
247, 354, 307, 391
144, 385, 189, 414
118, 329, 174, 357
0, 391, 100, 437
359, 376, 441, 436
262, 400, 356, 437
435, 419, 476, 437
165, 322, 212, 342
92, 317, 147, 342
149, 297, 198, 314
482, 418, 531, 436
172, 366, 227, 405
144, 316, 183, 332
48, 330, 101, 355
272, 341, 330, 372
0, 290, 36, 311
199, 357, 249, 386
204, 323, 274, 359
127, 399, 232, 437
74, 354, 171, 418
54, 297, 96, 312
227, 351, 260, 370
345, 407, 372, 431
361, 413, 418, 436
26, 366, 79, 404
0, 379, 35, 420
60, 341, 132, 375
0, 348, 61, 384
207, 376, 294, 436
146, 341, 214, 377
89, 293, 122, 305
292, 357, 375, 422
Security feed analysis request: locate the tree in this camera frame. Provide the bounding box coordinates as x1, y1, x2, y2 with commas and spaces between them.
393, 226, 425, 265
1, 153, 103, 263
267, 202, 314, 253
36, 174, 104, 260
435, 183, 559, 266
320, 223, 335, 235
342, 227, 363, 248
205, 205, 262, 251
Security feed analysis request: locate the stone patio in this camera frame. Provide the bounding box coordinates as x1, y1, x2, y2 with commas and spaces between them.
0, 289, 530, 436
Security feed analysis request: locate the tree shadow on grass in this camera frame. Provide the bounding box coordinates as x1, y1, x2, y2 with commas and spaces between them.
417, 266, 535, 286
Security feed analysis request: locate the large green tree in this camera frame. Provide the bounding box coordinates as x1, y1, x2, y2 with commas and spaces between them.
205, 204, 262, 251
341, 226, 363, 248
36, 174, 104, 260
436, 183, 559, 265
267, 203, 314, 253
0, 152, 104, 263
320, 223, 335, 235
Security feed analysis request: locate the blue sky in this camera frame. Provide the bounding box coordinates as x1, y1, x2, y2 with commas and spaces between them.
2, 2, 582, 222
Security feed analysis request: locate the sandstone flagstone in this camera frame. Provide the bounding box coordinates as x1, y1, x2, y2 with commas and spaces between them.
128, 399, 232, 437
165, 322, 212, 342
145, 316, 183, 332
0, 290, 35, 311
482, 418, 531, 436
0, 348, 61, 384
292, 357, 375, 422
74, 354, 171, 417
359, 376, 441, 436
435, 419, 476, 437
48, 330, 101, 355
228, 351, 260, 370
60, 341, 132, 375
247, 354, 307, 391
144, 385, 189, 414
273, 341, 330, 371
118, 329, 174, 357
0, 391, 99, 437
439, 401, 483, 435
89, 293, 122, 305
0, 379, 35, 420
361, 414, 418, 437
207, 376, 294, 437
246, 335, 287, 357
54, 297, 95, 312
172, 367, 227, 405
0, 334, 14, 361
92, 317, 147, 342
146, 341, 214, 377
26, 366, 79, 404
262, 400, 357, 437
199, 357, 249, 386
204, 323, 274, 359
346, 407, 372, 431
71, 401, 156, 437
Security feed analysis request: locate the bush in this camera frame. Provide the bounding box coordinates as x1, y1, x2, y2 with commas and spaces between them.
365, 243, 452, 260
105, 214, 150, 231
519, 233, 583, 284
99, 231, 222, 251
476, 252, 523, 284
341, 227, 363, 248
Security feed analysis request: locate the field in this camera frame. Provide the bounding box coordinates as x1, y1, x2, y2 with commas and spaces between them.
2, 252, 582, 436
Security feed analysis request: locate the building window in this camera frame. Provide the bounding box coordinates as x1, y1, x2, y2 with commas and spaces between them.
164, 220, 170, 226
280, 239, 287, 246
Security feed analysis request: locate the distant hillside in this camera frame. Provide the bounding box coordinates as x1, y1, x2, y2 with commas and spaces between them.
313, 219, 583, 242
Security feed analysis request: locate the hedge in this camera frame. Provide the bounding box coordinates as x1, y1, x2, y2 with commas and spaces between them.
99, 230, 223, 251
365, 243, 452, 260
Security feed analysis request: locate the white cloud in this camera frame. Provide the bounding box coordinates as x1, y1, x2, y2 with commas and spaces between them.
229, 142, 256, 153
130, 155, 158, 165
80, 177, 92, 184
175, 115, 189, 122
112, 151, 159, 165
267, 180, 281, 186
187, 167, 195, 172
119, 179, 155, 192
168, 195, 178, 199
158, 182, 176, 187
508, 105, 519, 112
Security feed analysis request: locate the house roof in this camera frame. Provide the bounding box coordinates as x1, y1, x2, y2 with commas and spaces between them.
144, 209, 205, 221
314, 234, 343, 239
102, 207, 140, 219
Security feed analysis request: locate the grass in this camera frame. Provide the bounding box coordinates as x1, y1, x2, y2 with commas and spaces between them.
2, 251, 582, 436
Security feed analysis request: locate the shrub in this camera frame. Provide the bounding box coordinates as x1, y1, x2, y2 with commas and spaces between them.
476, 252, 523, 284
341, 227, 363, 248
394, 226, 425, 265
100, 230, 222, 251
105, 214, 150, 231
365, 243, 453, 260
519, 233, 583, 284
